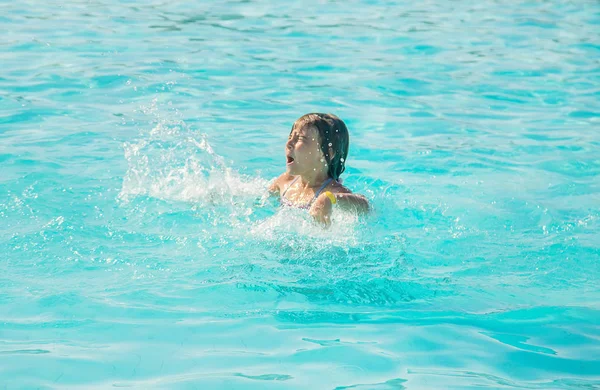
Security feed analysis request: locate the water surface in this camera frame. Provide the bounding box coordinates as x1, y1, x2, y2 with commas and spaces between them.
1, 0, 599, 388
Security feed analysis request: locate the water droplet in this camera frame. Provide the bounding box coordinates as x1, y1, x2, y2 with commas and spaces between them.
320, 158, 324, 162
328, 143, 332, 147
340, 158, 344, 162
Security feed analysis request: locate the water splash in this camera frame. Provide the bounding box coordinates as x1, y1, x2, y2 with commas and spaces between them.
119, 105, 267, 205
250, 207, 361, 250
118, 100, 368, 248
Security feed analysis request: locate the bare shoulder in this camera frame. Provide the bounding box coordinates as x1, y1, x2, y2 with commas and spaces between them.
327, 180, 370, 213
328, 180, 353, 195
269, 172, 294, 194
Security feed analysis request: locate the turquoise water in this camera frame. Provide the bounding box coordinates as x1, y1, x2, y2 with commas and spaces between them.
1, 0, 599, 388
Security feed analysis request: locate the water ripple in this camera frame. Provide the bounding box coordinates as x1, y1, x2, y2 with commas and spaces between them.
2, 0, 599, 388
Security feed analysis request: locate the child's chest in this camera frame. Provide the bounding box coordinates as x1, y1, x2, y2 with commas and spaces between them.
280, 179, 317, 203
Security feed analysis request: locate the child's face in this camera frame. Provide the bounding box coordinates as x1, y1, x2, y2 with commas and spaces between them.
285, 124, 326, 176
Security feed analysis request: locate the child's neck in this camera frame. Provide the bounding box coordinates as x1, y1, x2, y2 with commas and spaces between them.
298, 170, 330, 189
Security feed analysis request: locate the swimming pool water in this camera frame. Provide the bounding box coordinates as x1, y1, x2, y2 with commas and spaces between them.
1, 0, 599, 388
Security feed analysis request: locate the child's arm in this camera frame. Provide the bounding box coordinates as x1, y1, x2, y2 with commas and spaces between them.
268, 173, 285, 195
268, 179, 279, 194
329, 193, 370, 214
310, 191, 370, 226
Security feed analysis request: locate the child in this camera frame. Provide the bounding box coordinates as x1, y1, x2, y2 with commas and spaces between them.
269, 113, 369, 225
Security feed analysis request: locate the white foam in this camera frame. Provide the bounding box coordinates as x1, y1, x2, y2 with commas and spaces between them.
119, 117, 267, 205
249, 207, 361, 249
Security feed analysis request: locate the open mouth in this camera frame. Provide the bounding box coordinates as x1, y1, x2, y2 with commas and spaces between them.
286, 156, 295, 165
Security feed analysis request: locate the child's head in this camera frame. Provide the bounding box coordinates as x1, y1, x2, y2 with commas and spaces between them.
286, 113, 349, 180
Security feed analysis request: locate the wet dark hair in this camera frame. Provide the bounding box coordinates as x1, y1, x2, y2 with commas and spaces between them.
291, 113, 349, 180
